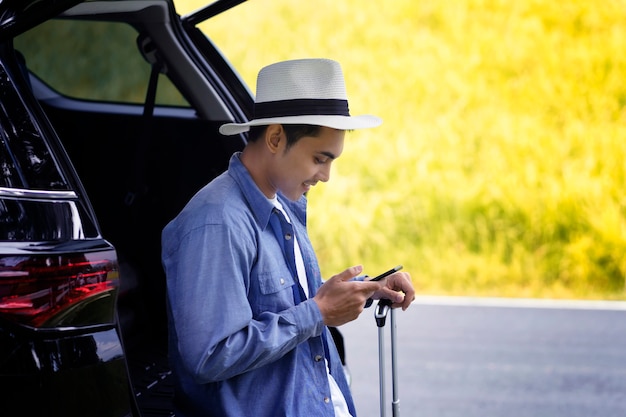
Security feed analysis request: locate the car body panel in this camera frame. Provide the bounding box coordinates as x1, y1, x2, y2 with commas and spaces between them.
0, 0, 82, 41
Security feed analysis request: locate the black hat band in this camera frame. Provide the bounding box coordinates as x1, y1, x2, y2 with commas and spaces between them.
254, 98, 350, 119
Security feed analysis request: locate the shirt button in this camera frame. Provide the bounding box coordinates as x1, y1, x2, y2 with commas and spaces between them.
324, 397, 330, 404
280, 278, 285, 285
284, 233, 292, 240
314, 354, 323, 362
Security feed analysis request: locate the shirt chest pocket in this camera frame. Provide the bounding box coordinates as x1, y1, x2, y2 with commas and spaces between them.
253, 269, 297, 314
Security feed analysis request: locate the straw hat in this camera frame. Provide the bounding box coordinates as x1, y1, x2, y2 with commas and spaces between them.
219, 58, 382, 136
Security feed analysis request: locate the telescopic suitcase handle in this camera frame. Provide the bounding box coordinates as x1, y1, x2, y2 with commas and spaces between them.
375, 298, 392, 327
375, 299, 400, 417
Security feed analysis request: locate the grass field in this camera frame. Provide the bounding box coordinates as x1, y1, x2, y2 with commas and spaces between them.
175, 0, 626, 300
36, 1, 592, 301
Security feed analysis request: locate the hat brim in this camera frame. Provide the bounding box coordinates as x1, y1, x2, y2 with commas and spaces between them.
219, 114, 382, 136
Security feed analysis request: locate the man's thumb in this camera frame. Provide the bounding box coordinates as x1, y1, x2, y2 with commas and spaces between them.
335, 265, 363, 282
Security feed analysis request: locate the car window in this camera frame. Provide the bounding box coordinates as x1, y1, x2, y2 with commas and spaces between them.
14, 19, 188, 106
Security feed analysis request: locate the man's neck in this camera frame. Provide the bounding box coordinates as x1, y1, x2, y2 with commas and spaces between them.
240, 145, 276, 199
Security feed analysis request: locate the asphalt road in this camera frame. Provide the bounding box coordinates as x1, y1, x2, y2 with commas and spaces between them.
340, 296, 626, 417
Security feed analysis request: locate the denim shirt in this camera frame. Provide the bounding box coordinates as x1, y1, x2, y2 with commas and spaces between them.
162, 153, 356, 417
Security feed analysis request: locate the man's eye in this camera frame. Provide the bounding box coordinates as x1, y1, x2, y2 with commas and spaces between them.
315, 157, 328, 164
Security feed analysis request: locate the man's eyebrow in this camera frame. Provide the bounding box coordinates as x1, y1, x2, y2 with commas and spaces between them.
319, 151, 337, 160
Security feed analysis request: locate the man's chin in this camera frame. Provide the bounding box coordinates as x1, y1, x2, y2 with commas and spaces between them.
282, 190, 306, 201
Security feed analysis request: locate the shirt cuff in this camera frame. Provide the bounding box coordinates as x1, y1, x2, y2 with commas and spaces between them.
289, 298, 325, 338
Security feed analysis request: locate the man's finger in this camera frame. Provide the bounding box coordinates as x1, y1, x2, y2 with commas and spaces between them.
332, 265, 363, 282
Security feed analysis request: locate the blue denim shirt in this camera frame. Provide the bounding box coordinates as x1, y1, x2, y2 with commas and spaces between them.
162, 153, 356, 417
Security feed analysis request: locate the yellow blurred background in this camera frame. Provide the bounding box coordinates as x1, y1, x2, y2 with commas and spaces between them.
177, 0, 626, 300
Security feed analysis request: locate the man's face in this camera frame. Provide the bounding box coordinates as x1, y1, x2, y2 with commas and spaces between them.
271, 126, 345, 201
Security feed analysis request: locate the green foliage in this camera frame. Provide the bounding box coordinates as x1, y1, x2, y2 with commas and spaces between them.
28, 0, 626, 299
186, 0, 625, 300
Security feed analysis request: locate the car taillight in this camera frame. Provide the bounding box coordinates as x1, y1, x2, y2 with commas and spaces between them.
0, 249, 119, 328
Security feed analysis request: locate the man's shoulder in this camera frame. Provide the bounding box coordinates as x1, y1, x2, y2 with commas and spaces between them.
186, 173, 248, 218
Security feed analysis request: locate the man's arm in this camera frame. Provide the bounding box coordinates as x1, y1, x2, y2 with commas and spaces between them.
165, 223, 324, 383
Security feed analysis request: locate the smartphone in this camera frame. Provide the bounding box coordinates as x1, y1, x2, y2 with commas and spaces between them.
369, 265, 403, 281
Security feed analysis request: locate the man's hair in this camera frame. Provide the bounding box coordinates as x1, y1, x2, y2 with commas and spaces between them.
247, 124, 322, 150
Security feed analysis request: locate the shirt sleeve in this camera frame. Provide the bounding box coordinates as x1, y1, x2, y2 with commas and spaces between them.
164, 220, 325, 384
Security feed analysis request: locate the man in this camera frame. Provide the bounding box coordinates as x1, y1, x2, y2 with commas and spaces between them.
162, 58, 414, 417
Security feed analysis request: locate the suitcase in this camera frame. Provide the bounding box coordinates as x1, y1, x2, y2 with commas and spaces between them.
375, 299, 400, 417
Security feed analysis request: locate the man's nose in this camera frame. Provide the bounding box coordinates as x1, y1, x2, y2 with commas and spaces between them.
317, 164, 331, 183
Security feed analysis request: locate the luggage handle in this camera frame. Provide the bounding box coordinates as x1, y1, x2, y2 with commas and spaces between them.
375, 299, 400, 417
375, 298, 392, 327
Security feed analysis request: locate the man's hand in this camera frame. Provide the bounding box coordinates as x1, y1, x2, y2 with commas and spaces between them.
369, 270, 415, 310
313, 265, 382, 327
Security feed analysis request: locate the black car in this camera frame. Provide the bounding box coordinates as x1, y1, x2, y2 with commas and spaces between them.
0, 0, 250, 415
0, 1, 350, 416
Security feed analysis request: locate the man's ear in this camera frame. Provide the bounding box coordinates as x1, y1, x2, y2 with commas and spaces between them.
265, 124, 284, 154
